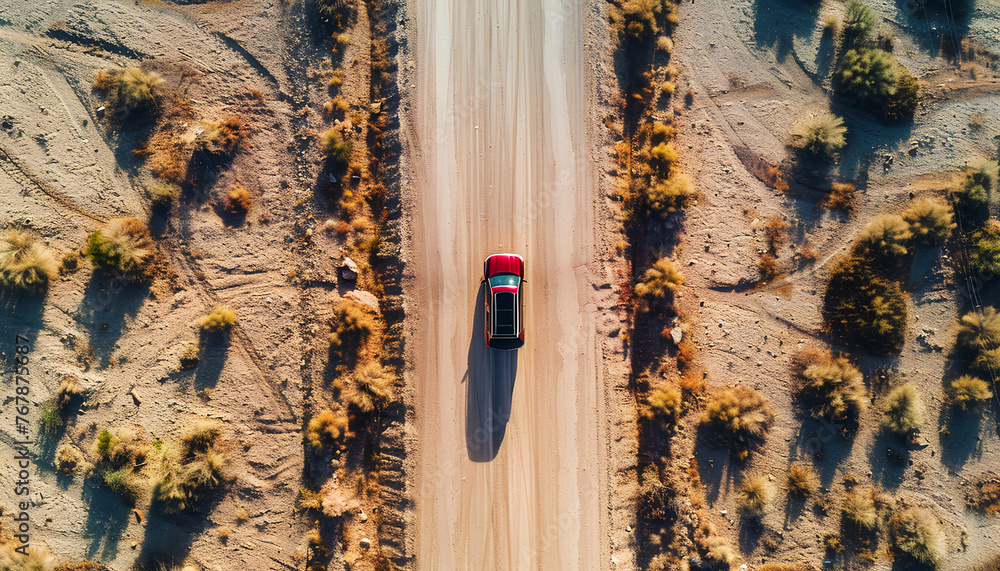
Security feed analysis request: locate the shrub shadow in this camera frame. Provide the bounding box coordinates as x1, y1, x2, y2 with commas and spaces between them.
692, 423, 737, 505
133, 507, 213, 569
466, 282, 518, 462
80, 274, 150, 368
193, 334, 230, 390
82, 482, 132, 561
788, 415, 855, 489
868, 429, 910, 488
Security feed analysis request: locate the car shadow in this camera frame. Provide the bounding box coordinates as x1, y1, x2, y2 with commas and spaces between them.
466, 282, 518, 462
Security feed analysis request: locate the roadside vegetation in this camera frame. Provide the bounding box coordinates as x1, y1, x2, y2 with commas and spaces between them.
0, 227, 58, 294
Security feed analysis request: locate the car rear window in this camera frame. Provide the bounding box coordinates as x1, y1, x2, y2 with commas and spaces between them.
489, 274, 519, 288
494, 292, 516, 335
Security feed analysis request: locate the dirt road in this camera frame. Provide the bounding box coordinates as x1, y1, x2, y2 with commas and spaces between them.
403, 0, 608, 568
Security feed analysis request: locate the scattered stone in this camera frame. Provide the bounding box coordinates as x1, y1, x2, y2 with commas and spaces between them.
360, 510, 368, 523
720, 510, 728, 516
670, 327, 683, 345
340, 257, 359, 281
360, 538, 372, 549
96, 106, 105, 117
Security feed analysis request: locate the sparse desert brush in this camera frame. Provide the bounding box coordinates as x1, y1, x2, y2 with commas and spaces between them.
883, 384, 924, 433
947, 375, 993, 412
957, 307, 1000, 353
966, 474, 1000, 514
93, 67, 164, 115
346, 361, 396, 414
822, 254, 907, 354
55, 443, 85, 474
613, 0, 662, 40
38, 401, 63, 435
0, 228, 58, 294
659, 81, 676, 96
182, 421, 222, 452
60, 250, 81, 274
86, 217, 155, 278
329, 299, 378, 357
821, 13, 839, 35
834, 48, 896, 111
645, 173, 693, 214
96, 428, 115, 458
703, 540, 736, 567
223, 185, 253, 214
0, 544, 58, 571
786, 461, 819, 498
642, 383, 682, 426
102, 466, 141, 503
649, 141, 678, 174
638, 465, 672, 520
197, 306, 237, 334
737, 474, 771, 517
148, 179, 178, 210
651, 121, 674, 143
792, 348, 865, 431
889, 506, 946, 567
153, 420, 226, 513
883, 69, 920, 122
320, 127, 352, 167
304, 409, 348, 448
656, 35, 673, 53
902, 198, 954, 245
194, 115, 246, 157
635, 256, 683, 314
57, 375, 84, 410
790, 111, 847, 159
854, 214, 912, 266
970, 219, 1000, 275
758, 253, 781, 280
842, 0, 876, 45
952, 164, 994, 225
823, 181, 856, 213
703, 385, 773, 458
842, 485, 882, 531
764, 218, 789, 251
972, 347, 1000, 375
179, 343, 200, 370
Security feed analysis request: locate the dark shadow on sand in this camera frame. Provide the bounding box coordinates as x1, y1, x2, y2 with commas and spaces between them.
466, 282, 518, 462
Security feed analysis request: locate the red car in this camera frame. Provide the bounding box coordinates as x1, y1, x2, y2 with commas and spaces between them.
482, 253, 525, 350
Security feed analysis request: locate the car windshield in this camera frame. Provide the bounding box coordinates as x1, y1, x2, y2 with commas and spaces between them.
489, 274, 520, 288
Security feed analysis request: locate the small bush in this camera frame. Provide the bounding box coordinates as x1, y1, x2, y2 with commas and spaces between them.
853, 214, 912, 266
641, 383, 682, 426
970, 219, 1000, 275
86, 217, 155, 277
194, 115, 246, 157
57, 376, 84, 410
616, 0, 662, 40
972, 347, 1000, 375
0, 228, 58, 294
834, 48, 896, 111
304, 409, 348, 448
197, 306, 237, 333
55, 444, 84, 474
320, 127, 352, 167
635, 256, 683, 314
223, 185, 253, 214
148, 179, 177, 210
645, 173, 693, 214
38, 401, 63, 434
179, 343, 200, 369
952, 164, 994, 224
792, 348, 865, 431
889, 506, 946, 567
96, 429, 115, 458
947, 375, 993, 412
822, 254, 908, 354
823, 181, 856, 213
758, 253, 781, 280
822, 14, 840, 35
638, 465, 672, 520
102, 466, 141, 503
884, 69, 919, 122
656, 35, 673, 53
957, 307, 1000, 353
346, 362, 396, 414
60, 250, 80, 274
153, 421, 226, 513
329, 299, 377, 356
883, 384, 924, 433
966, 475, 1000, 514
703, 385, 773, 457
786, 461, 819, 497
651, 121, 674, 143
902, 198, 954, 245
842, 0, 876, 45
181, 421, 222, 452
842, 485, 880, 531
649, 141, 678, 174
93, 67, 164, 115
0, 544, 58, 570
790, 112, 847, 158
737, 474, 771, 516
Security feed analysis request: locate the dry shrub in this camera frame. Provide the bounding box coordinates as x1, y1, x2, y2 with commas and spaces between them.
972, 347, 1000, 375
635, 256, 683, 314
194, 115, 246, 157
786, 461, 818, 498
0, 544, 57, 571
676, 339, 697, 371
651, 120, 674, 143
791, 348, 865, 432
304, 409, 348, 448
329, 299, 378, 357
649, 141, 678, 174
822, 254, 907, 354
87, 217, 156, 280
758, 253, 781, 280
854, 213, 912, 265
902, 198, 954, 245
659, 81, 675, 96
197, 306, 237, 333
842, 485, 883, 531
638, 465, 673, 520
0, 228, 58, 294
148, 179, 178, 210
790, 111, 847, 158
822, 182, 856, 213
947, 375, 993, 412
966, 474, 1000, 514
153, 420, 226, 513
641, 383, 682, 426
883, 384, 924, 433
179, 343, 200, 370
55, 444, 85, 474
970, 219, 1000, 275
957, 307, 1000, 353
345, 362, 396, 414
320, 127, 352, 167
645, 173, 693, 214
889, 506, 946, 567
737, 474, 771, 516
57, 376, 84, 410
952, 163, 995, 225
93, 67, 164, 116
703, 385, 773, 458
613, 0, 663, 40
223, 185, 253, 214
763, 218, 789, 253
656, 35, 673, 53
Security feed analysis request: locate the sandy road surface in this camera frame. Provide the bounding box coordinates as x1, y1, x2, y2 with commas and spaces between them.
404, 0, 606, 568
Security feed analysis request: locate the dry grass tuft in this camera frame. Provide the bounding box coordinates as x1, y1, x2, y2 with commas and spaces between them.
635, 256, 683, 314
842, 485, 882, 531
345, 362, 396, 414
883, 384, 924, 433
0, 228, 58, 294
791, 348, 865, 431
737, 474, 771, 516
86, 217, 155, 278
966, 474, 1000, 514
93, 67, 164, 116
194, 115, 246, 157
703, 385, 773, 458
786, 461, 819, 497
197, 306, 237, 333
222, 185, 253, 214
901, 198, 954, 245
947, 375, 993, 412
304, 409, 348, 448
641, 383, 682, 426
889, 506, 946, 566
822, 181, 856, 213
